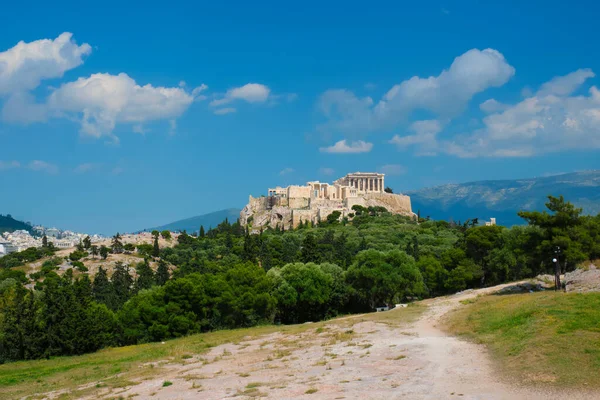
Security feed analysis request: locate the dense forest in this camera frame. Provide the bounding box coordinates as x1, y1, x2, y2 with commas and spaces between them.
0, 196, 599, 363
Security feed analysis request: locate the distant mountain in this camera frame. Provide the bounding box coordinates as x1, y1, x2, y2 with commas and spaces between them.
406, 171, 600, 226
145, 208, 242, 233
0, 214, 34, 235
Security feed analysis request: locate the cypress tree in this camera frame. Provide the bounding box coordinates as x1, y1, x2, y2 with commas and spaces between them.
152, 236, 160, 257
199, 225, 205, 238
301, 232, 319, 263
110, 262, 133, 310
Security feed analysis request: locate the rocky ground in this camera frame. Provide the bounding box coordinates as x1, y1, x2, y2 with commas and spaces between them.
40, 283, 597, 400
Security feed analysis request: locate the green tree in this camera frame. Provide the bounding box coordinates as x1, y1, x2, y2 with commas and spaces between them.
92, 267, 114, 308
199, 225, 205, 238
161, 230, 172, 240
134, 260, 155, 292
152, 235, 160, 257
111, 262, 133, 310
90, 245, 98, 259
83, 236, 92, 250
112, 233, 124, 254
42, 235, 48, 248
346, 249, 424, 310
301, 232, 320, 263
156, 260, 170, 285
99, 245, 109, 260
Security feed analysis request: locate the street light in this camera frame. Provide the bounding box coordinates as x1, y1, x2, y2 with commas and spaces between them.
553, 247, 561, 291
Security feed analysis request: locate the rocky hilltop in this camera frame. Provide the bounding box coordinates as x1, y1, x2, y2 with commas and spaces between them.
240, 172, 414, 231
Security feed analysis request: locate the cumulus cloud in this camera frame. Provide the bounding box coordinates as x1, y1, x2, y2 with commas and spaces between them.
45, 73, 193, 138
210, 83, 271, 108
378, 164, 406, 175
389, 119, 442, 156
0, 32, 91, 95
320, 140, 373, 154
441, 69, 600, 157
0, 160, 20, 171
317, 48, 515, 136
480, 98, 509, 113
28, 160, 58, 174
0, 33, 200, 140
279, 167, 295, 176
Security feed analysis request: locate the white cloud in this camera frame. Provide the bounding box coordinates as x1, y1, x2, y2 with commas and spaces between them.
441, 69, 600, 157
279, 167, 295, 176
379, 164, 406, 175
132, 124, 147, 134
0, 160, 20, 170
179, 80, 186, 88
537, 68, 595, 97
74, 163, 95, 174
0, 32, 91, 95
317, 48, 515, 136
213, 107, 236, 115
210, 83, 271, 107
320, 139, 373, 154
28, 160, 58, 174
46, 73, 193, 138
480, 98, 509, 113
192, 84, 208, 101
389, 119, 442, 156
319, 167, 335, 176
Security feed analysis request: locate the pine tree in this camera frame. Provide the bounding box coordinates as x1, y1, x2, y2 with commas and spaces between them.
99, 245, 109, 260
83, 236, 92, 250
90, 245, 99, 259
112, 233, 124, 254
92, 267, 114, 308
156, 260, 170, 285
358, 236, 368, 252
42, 235, 48, 248
199, 225, 205, 238
111, 262, 133, 309
134, 260, 155, 292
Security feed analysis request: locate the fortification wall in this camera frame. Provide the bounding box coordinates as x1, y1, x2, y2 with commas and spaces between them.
288, 185, 311, 198
291, 209, 317, 228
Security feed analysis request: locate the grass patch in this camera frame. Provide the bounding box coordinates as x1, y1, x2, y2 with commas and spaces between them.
162, 381, 173, 387
443, 291, 600, 388
305, 387, 318, 394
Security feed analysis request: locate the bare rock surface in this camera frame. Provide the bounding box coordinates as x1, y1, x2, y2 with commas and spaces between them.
565, 264, 600, 293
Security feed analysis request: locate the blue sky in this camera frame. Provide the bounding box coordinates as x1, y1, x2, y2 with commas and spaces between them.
1, 0, 599, 234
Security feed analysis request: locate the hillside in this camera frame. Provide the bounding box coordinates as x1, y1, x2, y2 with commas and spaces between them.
144, 208, 241, 233
407, 170, 600, 226
0, 214, 33, 234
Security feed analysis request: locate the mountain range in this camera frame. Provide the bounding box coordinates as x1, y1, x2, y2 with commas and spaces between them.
406, 170, 600, 226
144, 208, 241, 234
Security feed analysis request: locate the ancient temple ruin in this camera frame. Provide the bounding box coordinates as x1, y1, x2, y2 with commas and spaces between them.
240, 172, 413, 230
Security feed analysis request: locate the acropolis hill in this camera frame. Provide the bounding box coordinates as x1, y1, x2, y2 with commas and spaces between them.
240, 172, 414, 230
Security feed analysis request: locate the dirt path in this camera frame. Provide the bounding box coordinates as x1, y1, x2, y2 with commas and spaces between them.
53, 284, 596, 399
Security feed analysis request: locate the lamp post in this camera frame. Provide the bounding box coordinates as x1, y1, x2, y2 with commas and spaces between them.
553, 246, 561, 291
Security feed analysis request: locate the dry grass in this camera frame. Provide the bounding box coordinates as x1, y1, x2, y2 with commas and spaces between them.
0, 304, 424, 399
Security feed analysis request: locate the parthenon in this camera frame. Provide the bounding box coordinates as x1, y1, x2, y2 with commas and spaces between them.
241, 172, 413, 230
